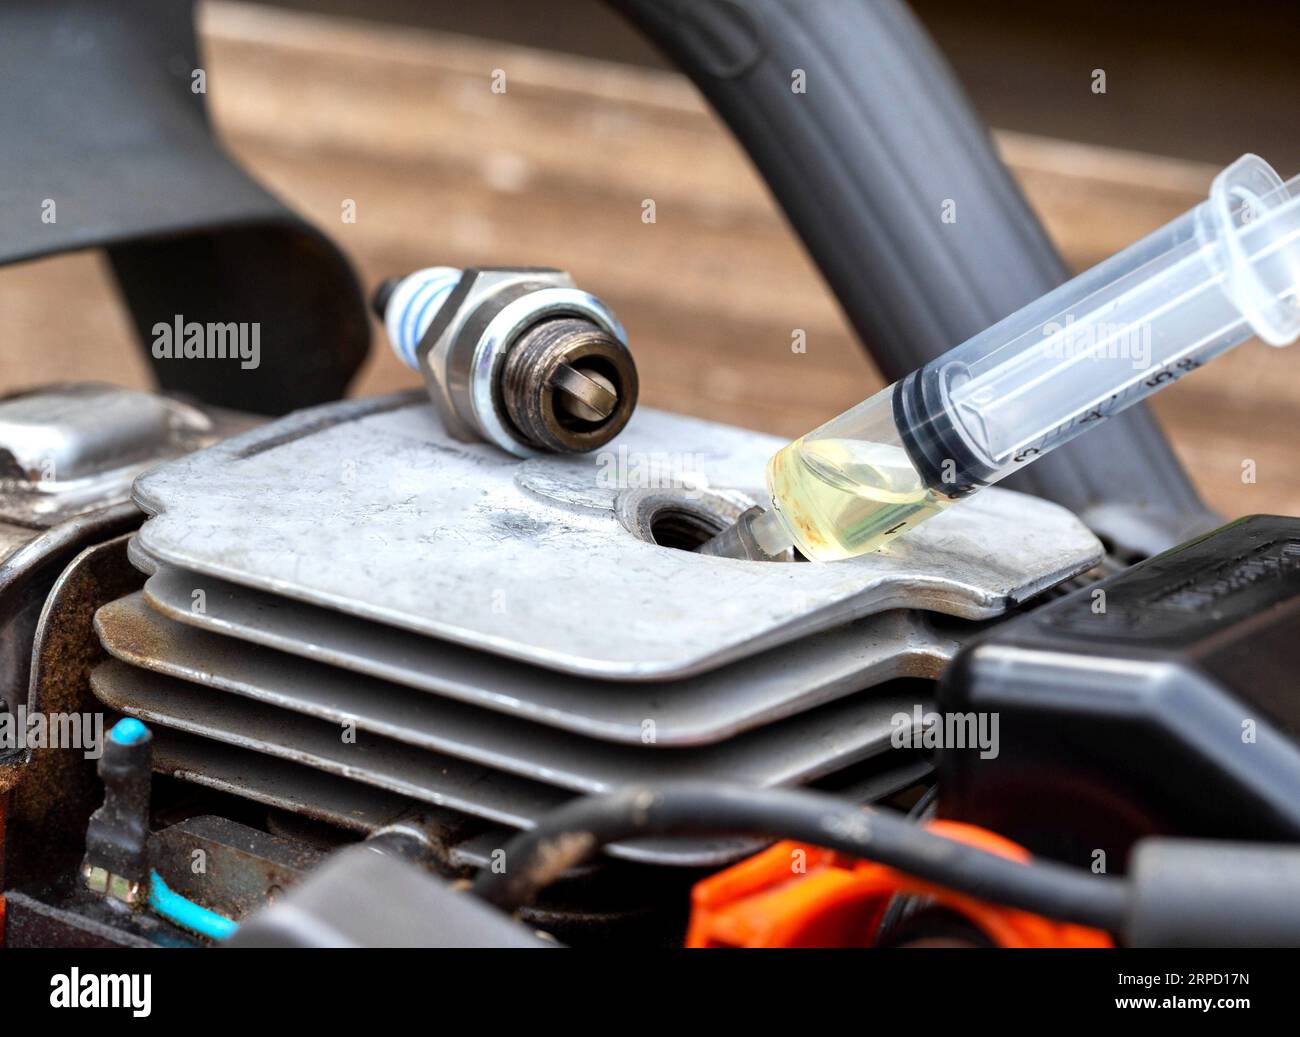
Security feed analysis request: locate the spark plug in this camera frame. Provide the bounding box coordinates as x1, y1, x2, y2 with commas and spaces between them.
373, 267, 638, 456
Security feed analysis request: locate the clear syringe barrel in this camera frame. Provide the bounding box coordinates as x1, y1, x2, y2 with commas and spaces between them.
760, 155, 1300, 561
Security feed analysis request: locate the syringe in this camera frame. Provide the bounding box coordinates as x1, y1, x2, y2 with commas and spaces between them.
700, 154, 1300, 563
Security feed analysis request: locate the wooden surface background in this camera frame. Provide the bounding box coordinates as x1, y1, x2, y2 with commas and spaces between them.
1, 1, 1295, 520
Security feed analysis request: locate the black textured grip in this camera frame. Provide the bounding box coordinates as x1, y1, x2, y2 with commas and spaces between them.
609, 0, 1217, 556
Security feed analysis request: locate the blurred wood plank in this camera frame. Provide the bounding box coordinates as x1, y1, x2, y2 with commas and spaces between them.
2, 0, 1296, 522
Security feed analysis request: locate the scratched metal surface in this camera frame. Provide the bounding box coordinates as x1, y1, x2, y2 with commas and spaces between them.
131, 392, 1102, 679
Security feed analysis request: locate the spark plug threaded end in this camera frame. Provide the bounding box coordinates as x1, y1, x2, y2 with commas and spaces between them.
500, 317, 638, 454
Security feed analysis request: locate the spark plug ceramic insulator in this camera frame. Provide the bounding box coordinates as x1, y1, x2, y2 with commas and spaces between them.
374, 267, 638, 456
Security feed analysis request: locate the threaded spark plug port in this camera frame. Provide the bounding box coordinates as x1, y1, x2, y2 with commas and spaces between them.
615, 488, 797, 561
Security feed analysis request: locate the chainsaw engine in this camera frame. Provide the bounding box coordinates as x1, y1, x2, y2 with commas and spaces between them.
2, 382, 1103, 945
5, 382, 1299, 953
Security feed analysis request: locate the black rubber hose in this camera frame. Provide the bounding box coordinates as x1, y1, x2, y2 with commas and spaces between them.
608, 0, 1217, 556
471, 784, 1130, 932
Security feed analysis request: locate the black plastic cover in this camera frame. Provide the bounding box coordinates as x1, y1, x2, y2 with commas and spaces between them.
937, 515, 1300, 869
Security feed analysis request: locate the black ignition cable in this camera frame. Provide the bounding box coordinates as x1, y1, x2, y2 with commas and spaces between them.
471, 783, 1129, 932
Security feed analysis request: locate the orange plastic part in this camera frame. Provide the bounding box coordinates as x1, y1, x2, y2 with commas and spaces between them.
686, 819, 1113, 948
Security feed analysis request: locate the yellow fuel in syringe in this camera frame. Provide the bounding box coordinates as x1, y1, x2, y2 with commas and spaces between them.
700, 154, 1300, 563
741, 386, 957, 562
764, 434, 954, 560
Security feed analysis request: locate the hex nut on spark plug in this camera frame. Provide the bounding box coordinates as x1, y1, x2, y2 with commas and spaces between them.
375, 267, 638, 456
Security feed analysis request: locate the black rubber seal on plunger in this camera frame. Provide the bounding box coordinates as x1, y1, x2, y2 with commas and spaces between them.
892, 368, 996, 498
